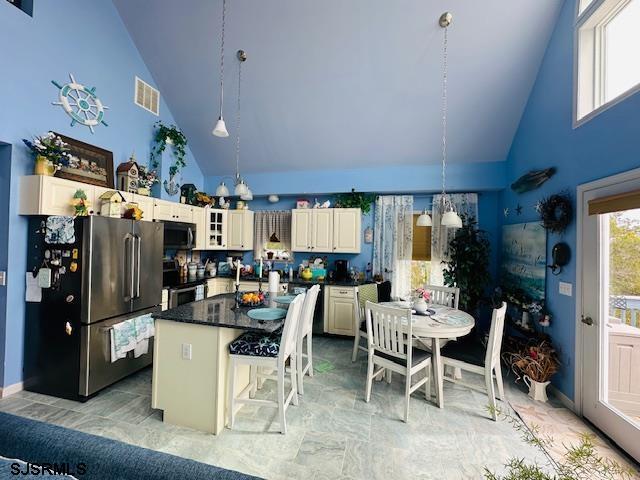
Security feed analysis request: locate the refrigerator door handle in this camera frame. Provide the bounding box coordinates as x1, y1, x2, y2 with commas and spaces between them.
123, 234, 132, 301
135, 235, 141, 299
129, 234, 136, 302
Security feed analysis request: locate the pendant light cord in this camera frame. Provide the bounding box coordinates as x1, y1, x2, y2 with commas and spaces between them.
235, 57, 242, 181
218, 0, 227, 118
441, 24, 449, 209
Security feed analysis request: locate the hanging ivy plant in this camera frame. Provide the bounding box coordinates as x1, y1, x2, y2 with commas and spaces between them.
150, 121, 188, 177
334, 189, 375, 215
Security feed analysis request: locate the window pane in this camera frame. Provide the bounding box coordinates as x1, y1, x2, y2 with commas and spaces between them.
605, 0, 640, 102
579, 0, 595, 15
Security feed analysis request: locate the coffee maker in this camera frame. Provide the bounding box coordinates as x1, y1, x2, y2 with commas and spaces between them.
334, 259, 349, 282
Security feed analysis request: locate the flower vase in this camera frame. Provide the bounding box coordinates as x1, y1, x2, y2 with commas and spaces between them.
413, 298, 428, 314
524, 375, 550, 402
34, 155, 54, 176
138, 187, 150, 196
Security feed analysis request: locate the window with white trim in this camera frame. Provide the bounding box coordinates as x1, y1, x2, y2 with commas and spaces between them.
575, 0, 640, 125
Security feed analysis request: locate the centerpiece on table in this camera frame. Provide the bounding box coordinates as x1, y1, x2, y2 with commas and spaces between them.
412, 287, 431, 314
23, 132, 70, 176
137, 165, 159, 196
502, 340, 559, 402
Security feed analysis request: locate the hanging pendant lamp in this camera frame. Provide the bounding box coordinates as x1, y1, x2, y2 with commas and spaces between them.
416, 208, 433, 227
438, 12, 462, 229
215, 181, 230, 197
212, 0, 229, 137
233, 49, 250, 197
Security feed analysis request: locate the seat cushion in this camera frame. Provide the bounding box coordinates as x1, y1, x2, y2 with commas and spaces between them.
440, 337, 486, 367
375, 347, 431, 367
229, 331, 280, 357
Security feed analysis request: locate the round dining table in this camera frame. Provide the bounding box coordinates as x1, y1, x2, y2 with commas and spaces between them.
380, 301, 475, 409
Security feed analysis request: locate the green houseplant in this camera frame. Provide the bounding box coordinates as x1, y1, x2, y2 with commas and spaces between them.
334, 189, 375, 214
442, 215, 491, 313
150, 121, 188, 178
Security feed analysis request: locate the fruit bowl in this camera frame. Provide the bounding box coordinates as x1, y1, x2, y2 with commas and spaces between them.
238, 291, 265, 307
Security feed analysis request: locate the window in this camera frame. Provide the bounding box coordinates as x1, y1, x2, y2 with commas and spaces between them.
576, 0, 640, 125
411, 214, 431, 290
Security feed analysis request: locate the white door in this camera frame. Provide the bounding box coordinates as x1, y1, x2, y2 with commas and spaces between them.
291, 209, 313, 252
173, 203, 193, 223
227, 211, 245, 250
312, 209, 333, 252
580, 170, 640, 462
153, 199, 174, 221
333, 208, 361, 253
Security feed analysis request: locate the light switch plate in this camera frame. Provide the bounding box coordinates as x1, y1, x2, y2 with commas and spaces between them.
0, 271, 5, 286
182, 343, 192, 360
559, 282, 573, 297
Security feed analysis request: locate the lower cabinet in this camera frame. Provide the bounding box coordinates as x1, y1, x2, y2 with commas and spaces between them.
206, 278, 233, 297
324, 286, 357, 336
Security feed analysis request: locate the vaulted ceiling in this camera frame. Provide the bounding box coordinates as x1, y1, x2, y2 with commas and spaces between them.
114, 0, 564, 176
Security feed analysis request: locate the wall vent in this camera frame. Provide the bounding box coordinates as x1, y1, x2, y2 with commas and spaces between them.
134, 76, 159, 116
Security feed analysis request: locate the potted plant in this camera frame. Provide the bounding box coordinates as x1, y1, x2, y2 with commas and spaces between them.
150, 121, 188, 195
23, 132, 70, 176
442, 215, 491, 313
137, 165, 159, 196
503, 340, 559, 402
334, 189, 375, 214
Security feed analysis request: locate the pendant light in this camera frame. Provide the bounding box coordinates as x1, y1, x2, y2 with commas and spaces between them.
215, 181, 229, 197
416, 208, 432, 227
233, 49, 249, 197
212, 0, 229, 137
438, 12, 462, 229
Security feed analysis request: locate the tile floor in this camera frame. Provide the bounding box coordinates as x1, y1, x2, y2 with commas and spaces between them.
0, 336, 624, 479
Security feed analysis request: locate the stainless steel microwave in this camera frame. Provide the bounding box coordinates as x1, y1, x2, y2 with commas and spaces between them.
163, 221, 196, 249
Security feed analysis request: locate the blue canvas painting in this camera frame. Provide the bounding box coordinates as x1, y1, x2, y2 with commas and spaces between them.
500, 222, 547, 302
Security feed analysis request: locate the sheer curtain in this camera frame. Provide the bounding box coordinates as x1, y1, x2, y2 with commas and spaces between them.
430, 193, 478, 286
253, 210, 292, 259
372, 195, 413, 299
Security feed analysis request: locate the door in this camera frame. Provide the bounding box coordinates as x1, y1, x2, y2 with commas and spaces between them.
291, 209, 313, 252
227, 210, 246, 250
328, 296, 356, 336
207, 209, 227, 249
313, 209, 334, 252
333, 208, 361, 253
83, 217, 134, 323
173, 203, 193, 223
132, 221, 163, 312
43, 177, 92, 216
580, 171, 640, 461
153, 199, 174, 221
131, 193, 155, 222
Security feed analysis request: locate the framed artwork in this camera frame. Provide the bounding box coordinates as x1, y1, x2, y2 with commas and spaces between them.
53, 133, 114, 188
500, 222, 547, 302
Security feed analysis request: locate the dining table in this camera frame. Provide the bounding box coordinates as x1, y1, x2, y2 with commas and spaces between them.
379, 301, 475, 409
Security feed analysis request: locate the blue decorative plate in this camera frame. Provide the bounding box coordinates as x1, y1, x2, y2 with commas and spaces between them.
248, 308, 287, 321
274, 295, 296, 305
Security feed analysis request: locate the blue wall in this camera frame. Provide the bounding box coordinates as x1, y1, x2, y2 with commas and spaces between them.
0, 144, 11, 385
502, 0, 640, 400
0, 0, 203, 388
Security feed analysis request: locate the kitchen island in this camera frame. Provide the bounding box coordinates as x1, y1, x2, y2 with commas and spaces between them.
151, 294, 284, 434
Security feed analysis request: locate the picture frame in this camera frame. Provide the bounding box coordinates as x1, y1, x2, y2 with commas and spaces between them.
53, 132, 114, 188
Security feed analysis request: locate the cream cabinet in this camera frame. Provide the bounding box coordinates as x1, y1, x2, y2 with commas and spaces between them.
131, 193, 155, 222
206, 278, 233, 297
198, 208, 228, 250
291, 208, 360, 253
324, 286, 357, 336
227, 210, 254, 251
153, 199, 193, 223
20, 175, 88, 216
333, 208, 361, 253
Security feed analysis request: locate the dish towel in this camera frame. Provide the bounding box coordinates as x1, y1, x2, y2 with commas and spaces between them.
110, 319, 138, 363
133, 314, 155, 357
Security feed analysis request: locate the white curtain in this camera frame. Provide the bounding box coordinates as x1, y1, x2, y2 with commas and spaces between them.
430, 193, 478, 286
253, 210, 292, 259
372, 195, 413, 299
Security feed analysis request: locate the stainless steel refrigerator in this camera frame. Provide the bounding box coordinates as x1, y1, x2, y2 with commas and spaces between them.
25, 216, 163, 400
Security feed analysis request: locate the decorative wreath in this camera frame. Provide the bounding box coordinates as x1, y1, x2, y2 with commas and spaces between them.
539, 193, 572, 233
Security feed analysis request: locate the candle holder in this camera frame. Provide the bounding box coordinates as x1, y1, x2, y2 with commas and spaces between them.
234, 283, 240, 307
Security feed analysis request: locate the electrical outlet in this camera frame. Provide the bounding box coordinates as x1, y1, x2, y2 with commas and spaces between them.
181, 343, 192, 360
0, 271, 5, 286
559, 282, 572, 297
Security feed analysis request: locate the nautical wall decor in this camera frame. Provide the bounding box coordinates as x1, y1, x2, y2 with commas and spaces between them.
537, 193, 572, 233
52, 74, 109, 133
510, 168, 556, 194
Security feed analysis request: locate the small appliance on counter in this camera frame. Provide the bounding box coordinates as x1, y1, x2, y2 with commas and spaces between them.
162, 259, 208, 308
334, 259, 350, 282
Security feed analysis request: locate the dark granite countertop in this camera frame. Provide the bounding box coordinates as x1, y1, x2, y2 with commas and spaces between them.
152, 293, 285, 333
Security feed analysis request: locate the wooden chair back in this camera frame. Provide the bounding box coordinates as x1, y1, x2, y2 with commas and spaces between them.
279, 293, 305, 360
299, 285, 320, 337
423, 284, 460, 309
365, 301, 413, 363
485, 302, 507, 370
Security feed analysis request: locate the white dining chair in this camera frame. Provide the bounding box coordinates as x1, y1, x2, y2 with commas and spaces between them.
297, 284, 320, 395
227, 293, 306, 434
351, 283, 379, 362
423, 284, 460, 309
364, 301, 432, 422
441, 302, 507, 421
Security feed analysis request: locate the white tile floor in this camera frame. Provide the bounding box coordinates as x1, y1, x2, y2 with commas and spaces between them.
0, 336, 629, 479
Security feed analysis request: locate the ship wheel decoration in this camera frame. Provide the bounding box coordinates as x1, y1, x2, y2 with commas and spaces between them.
51, 74, 109, 133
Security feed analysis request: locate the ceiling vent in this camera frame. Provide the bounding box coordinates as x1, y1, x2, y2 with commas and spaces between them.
134, 76, 159, 116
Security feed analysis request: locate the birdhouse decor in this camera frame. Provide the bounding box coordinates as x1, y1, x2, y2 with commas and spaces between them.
99, 190, 126, 218
180, 183, 198, 205
117, 156, 139, 193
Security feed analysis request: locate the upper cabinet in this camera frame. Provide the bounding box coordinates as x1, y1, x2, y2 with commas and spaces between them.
227, 210, 254, 251
196, 208, 228, 250
291, 208, 361, 253
153, 199, 193, 223
333, 208, 361, 253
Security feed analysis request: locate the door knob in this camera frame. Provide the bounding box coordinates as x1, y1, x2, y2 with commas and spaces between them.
581, 315, 594, 326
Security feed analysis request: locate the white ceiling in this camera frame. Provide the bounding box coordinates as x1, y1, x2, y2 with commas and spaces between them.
114, 0, 564, 176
